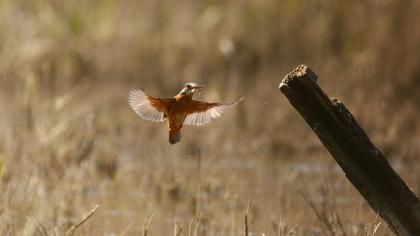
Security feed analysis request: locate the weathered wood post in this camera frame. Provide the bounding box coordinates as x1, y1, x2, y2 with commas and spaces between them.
279, 65, 420, 235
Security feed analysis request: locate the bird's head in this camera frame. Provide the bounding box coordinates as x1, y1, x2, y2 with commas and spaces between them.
179, 82, 204, 95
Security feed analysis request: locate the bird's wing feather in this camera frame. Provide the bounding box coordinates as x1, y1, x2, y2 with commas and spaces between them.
184, 97, 244, 126
128, 89, 172, 122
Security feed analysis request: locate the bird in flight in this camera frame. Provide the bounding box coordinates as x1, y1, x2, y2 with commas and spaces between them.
129, 82, 244, 144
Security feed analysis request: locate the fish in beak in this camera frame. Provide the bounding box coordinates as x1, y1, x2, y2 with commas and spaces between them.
185, 82, 204, 94
185, 82, 204, 89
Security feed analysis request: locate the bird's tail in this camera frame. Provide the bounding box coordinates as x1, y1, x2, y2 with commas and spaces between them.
169, 130, 181, 144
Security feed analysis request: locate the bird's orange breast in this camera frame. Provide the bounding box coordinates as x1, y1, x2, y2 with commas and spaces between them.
167, 94, 193, 130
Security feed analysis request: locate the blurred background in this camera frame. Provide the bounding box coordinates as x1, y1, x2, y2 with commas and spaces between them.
0, 0, 419, 235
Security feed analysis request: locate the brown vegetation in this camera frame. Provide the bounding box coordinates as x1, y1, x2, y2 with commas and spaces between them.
0, 0, 419, 235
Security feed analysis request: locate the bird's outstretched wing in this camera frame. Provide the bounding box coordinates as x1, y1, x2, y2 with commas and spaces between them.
128, 89, 173, 122
184, 97, 244, 126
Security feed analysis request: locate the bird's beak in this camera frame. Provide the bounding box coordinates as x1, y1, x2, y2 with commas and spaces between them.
192, 84, 204, 89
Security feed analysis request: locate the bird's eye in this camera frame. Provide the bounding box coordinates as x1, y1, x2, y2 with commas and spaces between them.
186, 85, 192, 89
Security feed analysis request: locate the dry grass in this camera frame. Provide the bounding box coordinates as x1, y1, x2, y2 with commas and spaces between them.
0, 0, 419, 235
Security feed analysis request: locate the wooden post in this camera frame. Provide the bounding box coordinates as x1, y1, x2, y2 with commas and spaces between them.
279, 65, 420, 235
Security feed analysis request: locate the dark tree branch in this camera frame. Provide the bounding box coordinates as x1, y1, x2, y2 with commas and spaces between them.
279, 65, 420, 236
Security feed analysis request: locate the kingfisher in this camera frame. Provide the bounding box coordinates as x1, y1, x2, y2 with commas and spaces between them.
128, 82, 244, 144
